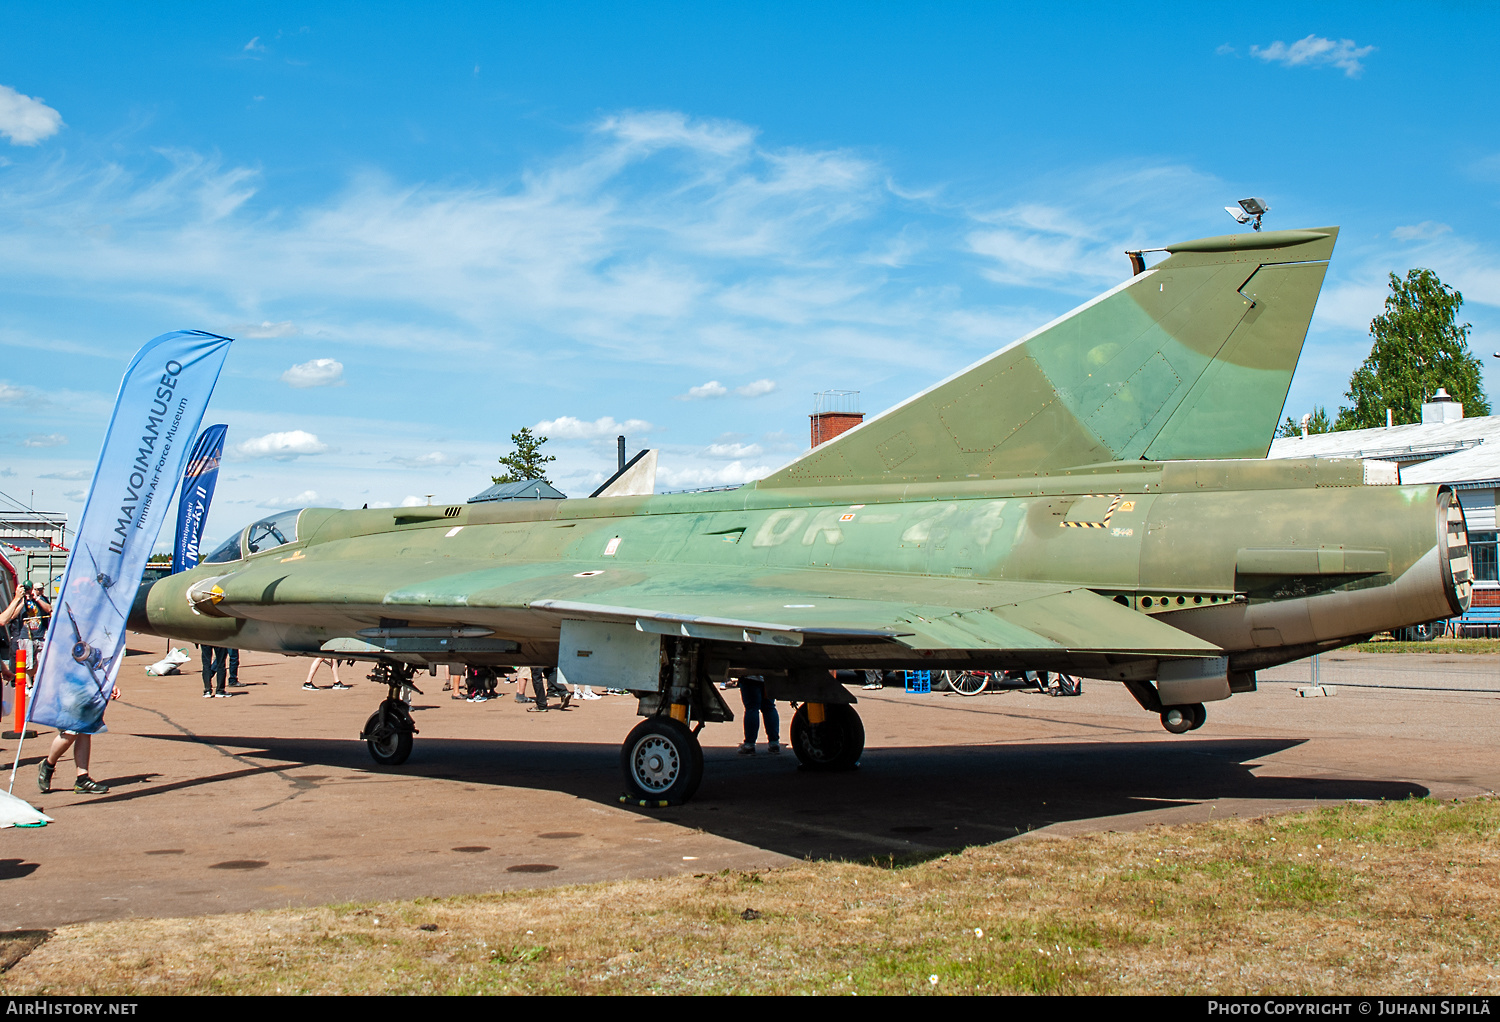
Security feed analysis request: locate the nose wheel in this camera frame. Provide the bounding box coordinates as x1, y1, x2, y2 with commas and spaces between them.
363, 707, 414, 765
359, 663, 420, 766
1160, 703, 1207, 734
621, 717, 704, 805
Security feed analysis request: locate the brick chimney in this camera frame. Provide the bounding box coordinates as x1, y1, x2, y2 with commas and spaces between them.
810, 390, 863, 447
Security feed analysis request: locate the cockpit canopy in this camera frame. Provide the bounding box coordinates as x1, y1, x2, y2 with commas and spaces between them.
202, 508, 304, 564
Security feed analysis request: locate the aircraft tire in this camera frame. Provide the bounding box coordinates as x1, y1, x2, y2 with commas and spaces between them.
1188, 703, 1207, 730
1160, 706, 1195, 735
621, 717, 703, 805
790, 703, 864, 771
364, 710, 413, 766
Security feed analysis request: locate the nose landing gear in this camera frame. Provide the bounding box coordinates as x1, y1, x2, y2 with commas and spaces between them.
359, 661, 421, 766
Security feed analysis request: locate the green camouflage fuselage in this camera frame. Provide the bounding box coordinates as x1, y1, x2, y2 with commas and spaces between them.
134, 456, 1468, 684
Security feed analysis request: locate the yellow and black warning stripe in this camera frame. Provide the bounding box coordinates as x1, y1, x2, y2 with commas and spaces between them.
1060, 493, 1124, 529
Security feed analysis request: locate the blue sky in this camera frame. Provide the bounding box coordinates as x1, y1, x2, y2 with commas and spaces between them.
1, 3, 1498, 551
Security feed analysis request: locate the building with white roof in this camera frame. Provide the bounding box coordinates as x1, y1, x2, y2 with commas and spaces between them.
1268, 390, 1500, 630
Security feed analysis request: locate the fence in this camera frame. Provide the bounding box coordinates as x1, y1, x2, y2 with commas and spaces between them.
1259, 651, 1500, 695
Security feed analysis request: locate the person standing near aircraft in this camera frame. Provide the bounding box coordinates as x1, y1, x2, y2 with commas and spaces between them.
531, 667, 571, 710
38, 683, 119, 795
19, 581, 50, 671
1, 583, 25, 682
201, 645, 228, 697
737, 673, 780, 755
303, 656, 349, 690
0, 582, 23, 632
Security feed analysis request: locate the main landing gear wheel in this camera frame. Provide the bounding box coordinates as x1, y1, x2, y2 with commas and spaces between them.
940, 670, 988, 696
1160, 703, 1206, 735
363, 709, 413, 765
790, 703, 865, 771
621, 717, 704, 805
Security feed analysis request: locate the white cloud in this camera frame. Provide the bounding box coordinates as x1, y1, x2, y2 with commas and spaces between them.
0, 85, 63, 146
242, 321, 298, 338
259, 490, 326, 509
706, 442, 763, 458
63, 489, 85, 501
968, 228, 1091, 285
0, 468, 13, 477
656, 460, 772, 490
244, 36, 265, 53
1312, 280, 1388, 332
233, 430, 328, 460
386, 451, 467, 468
679, 381, 727, 400
399, 495, 428, 507
534, 415, 652, 440
368, 500, 393, 509
1469, 154, 1500, 184
0, 106, 1301, 456
22, 433, 65, 447
598, 110, 757, 157
1215, 44, 1236, 56
1393, 222, 1452, 242
1250, 35, 1375, 78
39, 469, 88, 480
0, 382, 25, 402
960, 166, 1220, 289
735, 379, 777, 398
0, 110, 908, 366
281, 357, 345, 388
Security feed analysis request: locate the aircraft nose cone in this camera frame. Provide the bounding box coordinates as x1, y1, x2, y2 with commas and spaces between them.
127, 579, 155, 634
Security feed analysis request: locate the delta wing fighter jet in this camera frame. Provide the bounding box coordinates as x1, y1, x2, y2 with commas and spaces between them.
130, 226, 1472, 804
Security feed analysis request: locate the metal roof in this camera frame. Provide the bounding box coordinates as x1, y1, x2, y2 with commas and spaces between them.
1268, 415, 1499, 464
1268, 414, 1500, 488
468, 479, 567, 503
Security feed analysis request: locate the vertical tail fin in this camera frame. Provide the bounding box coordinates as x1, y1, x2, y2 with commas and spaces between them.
758, 227, 1338, 488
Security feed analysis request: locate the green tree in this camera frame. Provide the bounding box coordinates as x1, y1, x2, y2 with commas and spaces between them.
1275, 405, 1333, 439
1335, 268, 1490, 430
492, 426, 556, 485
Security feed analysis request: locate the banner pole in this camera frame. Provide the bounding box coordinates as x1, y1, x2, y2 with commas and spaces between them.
7, 646, 38, 795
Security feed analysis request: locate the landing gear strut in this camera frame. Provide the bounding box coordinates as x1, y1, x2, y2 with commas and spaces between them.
621, 716, 703, 805
360, 661, 421, 766
1160, 703, 1206, 734
790, 702, 865, 770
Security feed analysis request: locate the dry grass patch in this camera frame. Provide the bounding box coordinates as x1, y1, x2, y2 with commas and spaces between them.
1352, 636, 1500, 654
3, 796, 1498, 995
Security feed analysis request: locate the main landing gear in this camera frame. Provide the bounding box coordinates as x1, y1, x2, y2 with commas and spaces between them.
611, 640, 873, 805
360, 662, 421, 766
789, 702, 865, 771
1159, 703, 1206, 735
617, 700, 867, 805
621, 717, 704, 805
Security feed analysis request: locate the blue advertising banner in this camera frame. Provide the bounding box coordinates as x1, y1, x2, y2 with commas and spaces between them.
171, 424, 228, 574
29, 331, 232, 734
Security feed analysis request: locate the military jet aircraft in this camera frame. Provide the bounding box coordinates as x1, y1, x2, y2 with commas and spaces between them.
129, 226, 1471, 805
